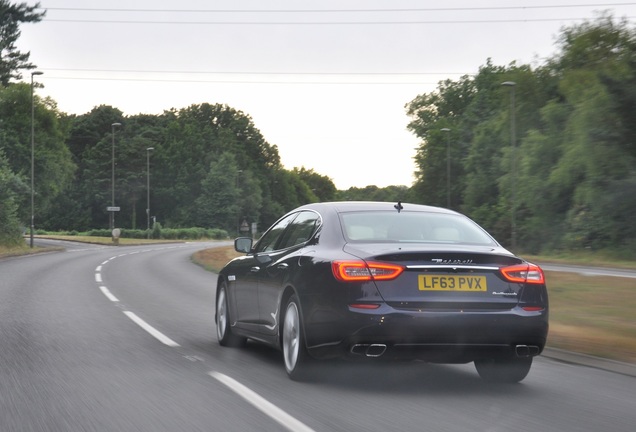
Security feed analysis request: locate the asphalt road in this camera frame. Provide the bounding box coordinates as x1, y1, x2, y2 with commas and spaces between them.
1, 241, 635, 432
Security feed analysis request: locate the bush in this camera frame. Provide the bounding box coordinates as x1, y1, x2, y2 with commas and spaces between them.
120, 229, 148, 239
86, 229, 111, 237
43, 225, 227, 241
152, 222, 162, 239
207, 228, 229, 239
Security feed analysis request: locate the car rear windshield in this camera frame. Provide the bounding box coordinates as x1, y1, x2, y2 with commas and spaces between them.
340, 211, 497, 246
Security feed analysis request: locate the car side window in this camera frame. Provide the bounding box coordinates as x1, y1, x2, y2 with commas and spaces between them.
254, 213, 297, 253
277, 211, 320, 250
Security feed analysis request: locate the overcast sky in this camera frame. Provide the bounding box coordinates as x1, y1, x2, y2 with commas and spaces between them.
17, 0, 636, 189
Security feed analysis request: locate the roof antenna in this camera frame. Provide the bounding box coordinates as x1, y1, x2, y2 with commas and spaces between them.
394, 201, 403, 213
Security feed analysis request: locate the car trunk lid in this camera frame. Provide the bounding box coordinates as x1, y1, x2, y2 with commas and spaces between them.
343, 244, 525, 311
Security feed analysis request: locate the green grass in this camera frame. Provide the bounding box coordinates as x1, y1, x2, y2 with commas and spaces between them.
0, 243, 63, 257
545, 271, 636, 362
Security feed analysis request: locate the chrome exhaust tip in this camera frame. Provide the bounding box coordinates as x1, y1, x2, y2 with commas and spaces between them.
515, 345, 540, 357
350, 344, 367, 355
366, 344, 387, 357
350, 344, 388, 357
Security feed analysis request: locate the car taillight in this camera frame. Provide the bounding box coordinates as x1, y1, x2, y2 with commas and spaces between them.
500, 263, 545, 284
332, 260, 404, 282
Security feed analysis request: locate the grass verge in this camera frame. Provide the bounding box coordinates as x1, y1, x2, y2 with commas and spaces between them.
192, 246, 242, 273
545, 271, 636, 363
0, 243, 63, 258
0, 236, 187, 259
523, 251, 636, 270
34, 235, 186, 246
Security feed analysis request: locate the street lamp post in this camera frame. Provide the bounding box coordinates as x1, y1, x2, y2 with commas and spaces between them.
30, 71, 43, 248
110, 122, 121, 230
501, 81, 517, 251
236, 169, 243, 235
146, 147, 154, 237
441, 128, 451, 209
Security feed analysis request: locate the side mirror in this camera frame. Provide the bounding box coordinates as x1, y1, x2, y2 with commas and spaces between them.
234, 237, 253, 253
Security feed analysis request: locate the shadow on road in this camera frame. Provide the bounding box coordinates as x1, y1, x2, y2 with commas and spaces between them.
218, 340, 540, 396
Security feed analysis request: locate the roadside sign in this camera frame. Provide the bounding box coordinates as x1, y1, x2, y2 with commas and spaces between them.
107, 206, 121, 211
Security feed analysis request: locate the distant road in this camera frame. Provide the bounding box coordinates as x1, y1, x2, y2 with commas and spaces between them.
538, 263, 636, 279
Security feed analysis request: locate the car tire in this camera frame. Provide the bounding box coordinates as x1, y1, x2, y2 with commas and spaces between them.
474, 356, 533, 383
216, 283, 246, 347
282, 295, 312, 380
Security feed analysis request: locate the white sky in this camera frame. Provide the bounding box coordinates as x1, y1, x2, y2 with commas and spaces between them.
17, 0, 636, 189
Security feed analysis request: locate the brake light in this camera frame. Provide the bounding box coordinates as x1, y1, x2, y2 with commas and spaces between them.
500, 263, 545, 284
332, 260, 404, 282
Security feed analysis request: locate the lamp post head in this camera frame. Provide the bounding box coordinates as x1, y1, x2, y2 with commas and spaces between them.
112, 122, 122, 128
501, 81, 516, 87
147, 147, 154, 151
31, 71, 43, 77
441, 128, 451, 132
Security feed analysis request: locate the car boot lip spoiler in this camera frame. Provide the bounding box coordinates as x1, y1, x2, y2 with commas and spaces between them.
407, 265, 500, 271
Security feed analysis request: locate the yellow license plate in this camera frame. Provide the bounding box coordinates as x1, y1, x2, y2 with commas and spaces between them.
418, 275, 487, 291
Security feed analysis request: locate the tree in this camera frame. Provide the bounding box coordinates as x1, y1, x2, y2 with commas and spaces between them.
405, 14, 636, 253
149, 103, 297, 230
294, 167, 337, 202
0, 0, 45, 85
336, 185, 408, 202
0, 149, 25, 245
0, 83, 75, 228
195, 152, 240, 231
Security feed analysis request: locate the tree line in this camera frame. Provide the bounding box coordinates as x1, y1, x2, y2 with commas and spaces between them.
2, 3, 635, 255
405, 13, 636, 254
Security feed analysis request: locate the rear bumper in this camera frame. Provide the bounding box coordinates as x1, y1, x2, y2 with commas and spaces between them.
304, 304, 548, 363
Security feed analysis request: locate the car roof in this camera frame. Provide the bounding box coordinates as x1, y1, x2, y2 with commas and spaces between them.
297, 201, 459, 215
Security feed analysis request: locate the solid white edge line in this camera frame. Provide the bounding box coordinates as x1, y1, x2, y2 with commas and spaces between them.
99, 286, 119, 302
122, 311, 180, 347
209, 371, 315, 432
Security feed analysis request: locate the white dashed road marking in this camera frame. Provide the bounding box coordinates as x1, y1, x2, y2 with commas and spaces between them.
95, 245, 309, 432
122, 311, 180, 347
99, 286, 119, 302
209, 372, 316, 432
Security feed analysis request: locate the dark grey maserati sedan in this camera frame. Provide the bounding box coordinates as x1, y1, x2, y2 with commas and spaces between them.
215, 201, 548, 382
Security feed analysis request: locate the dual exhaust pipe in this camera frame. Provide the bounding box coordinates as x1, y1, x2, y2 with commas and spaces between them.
351, 343, 387, 357
351, 343, 539, 358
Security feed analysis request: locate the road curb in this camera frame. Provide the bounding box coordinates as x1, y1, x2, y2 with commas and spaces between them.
542, 347, 636, 377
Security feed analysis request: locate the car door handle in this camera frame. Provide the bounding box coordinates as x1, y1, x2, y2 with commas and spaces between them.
277, 263, 289, 270
250, 266, 261, 273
